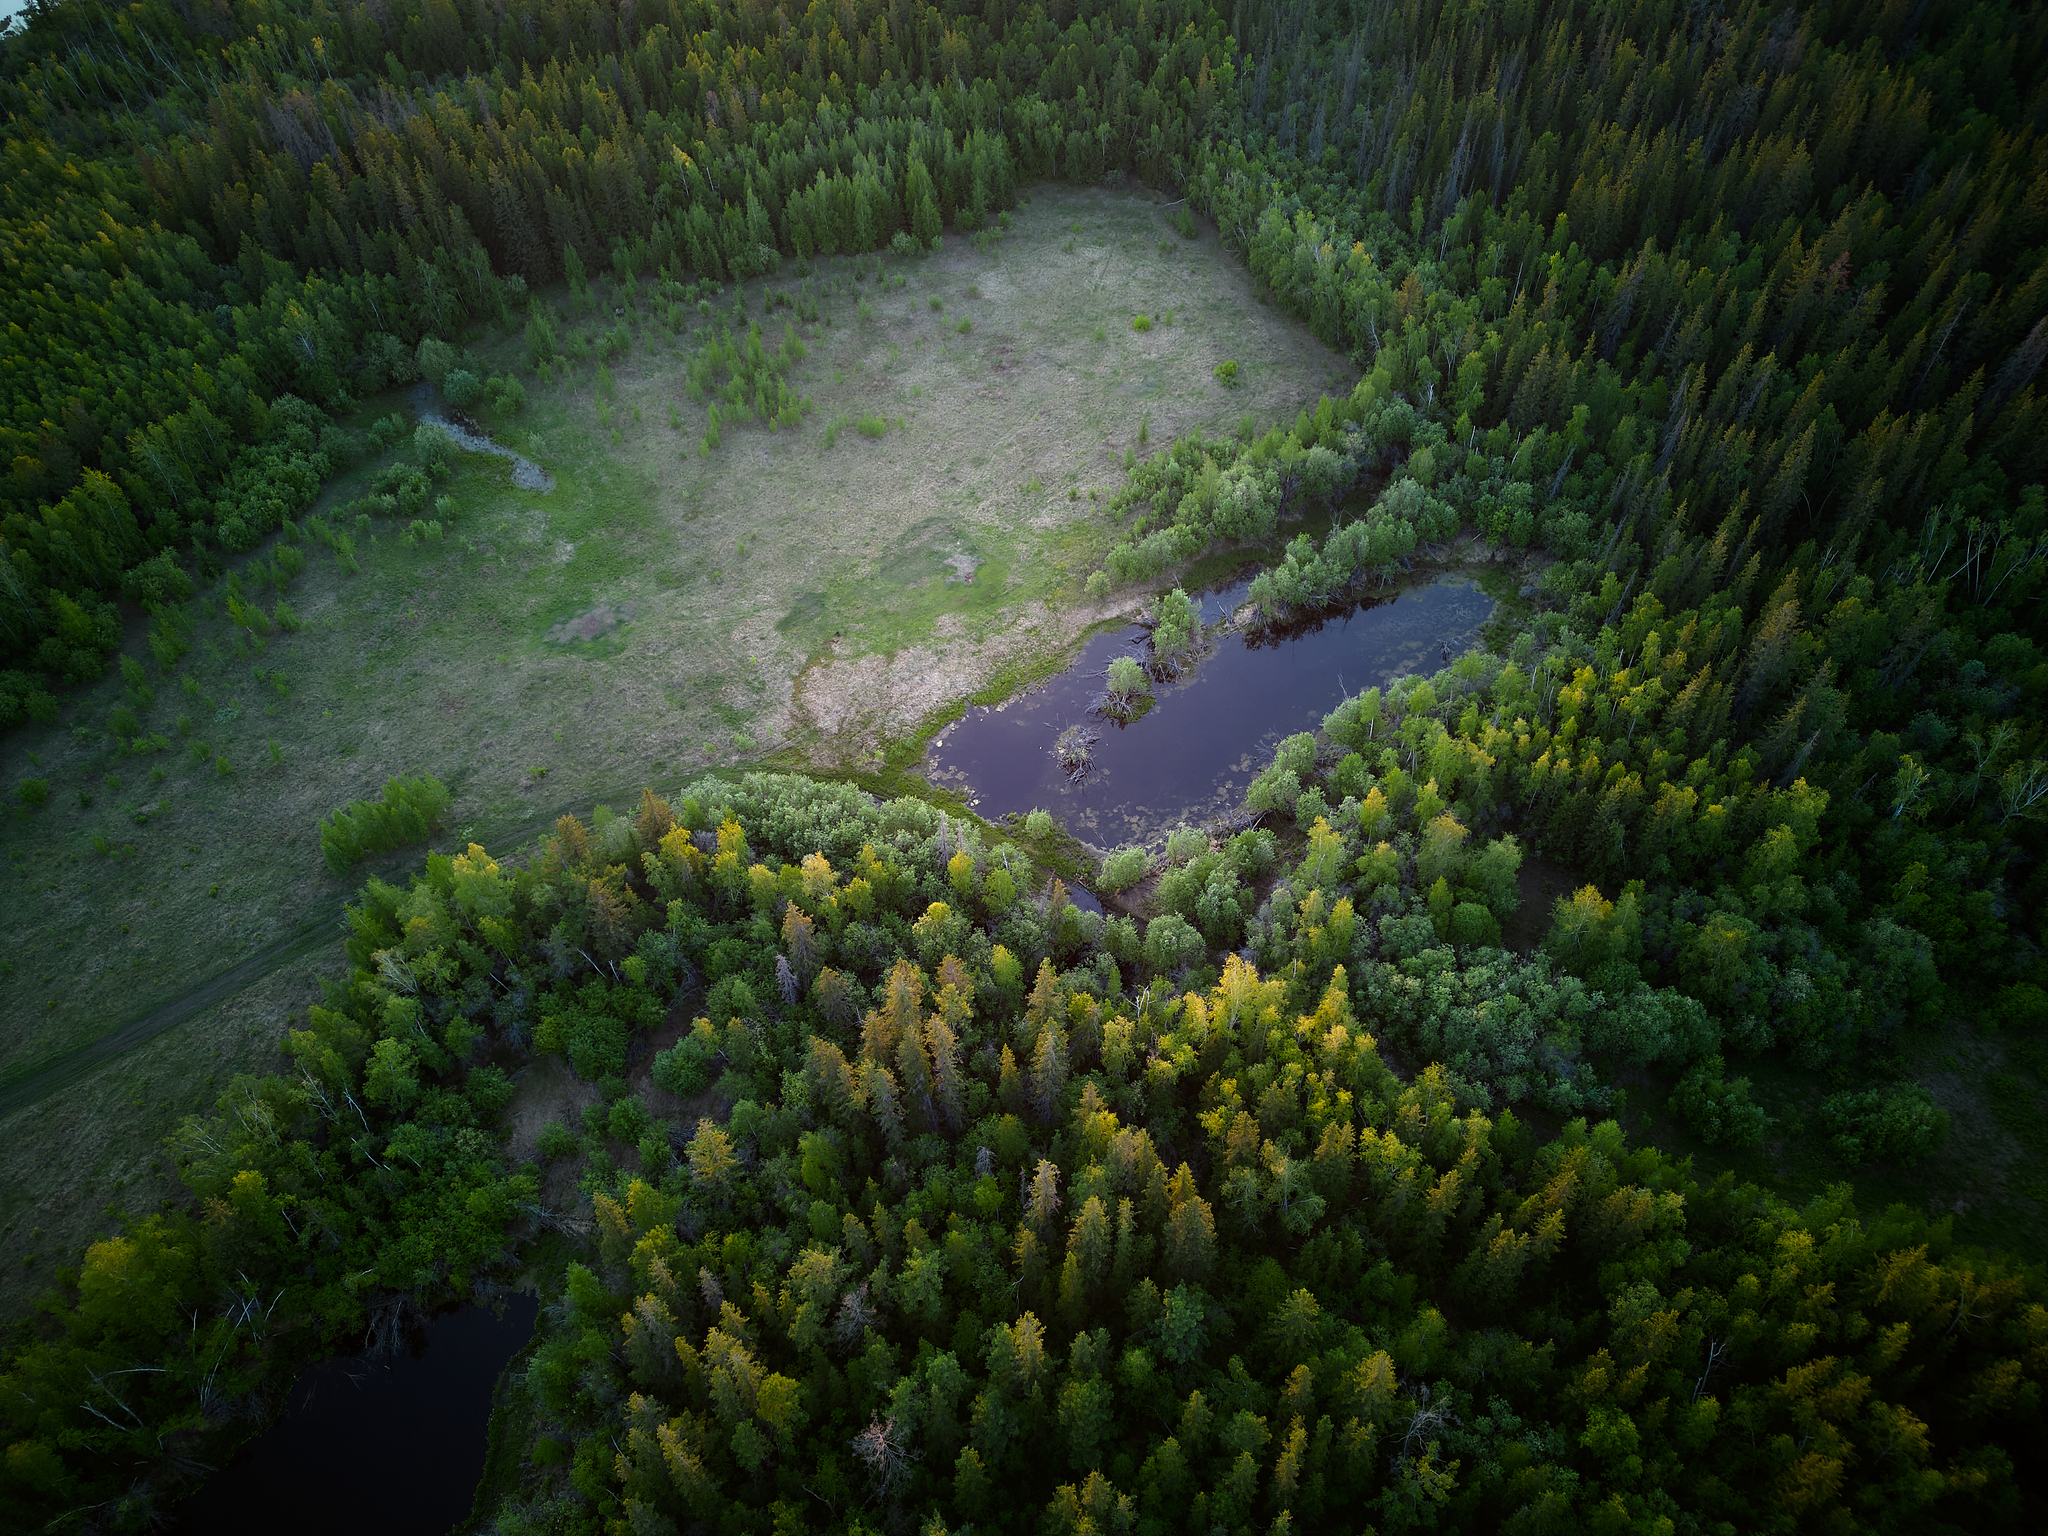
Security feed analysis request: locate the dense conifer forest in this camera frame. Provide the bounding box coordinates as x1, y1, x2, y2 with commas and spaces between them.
1, 0, 2045, 1530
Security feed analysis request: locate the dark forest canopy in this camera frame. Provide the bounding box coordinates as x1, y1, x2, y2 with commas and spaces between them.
2, 776, 2044, 1535
0, 0, 2046, 1530
1, 0, 2045, 661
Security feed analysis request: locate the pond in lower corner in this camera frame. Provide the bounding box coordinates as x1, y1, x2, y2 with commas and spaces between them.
925, 576, 1496, 847
172, 1294, 537, 1536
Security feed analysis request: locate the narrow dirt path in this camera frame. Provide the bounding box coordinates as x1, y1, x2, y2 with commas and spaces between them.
0, 776, 739, 1120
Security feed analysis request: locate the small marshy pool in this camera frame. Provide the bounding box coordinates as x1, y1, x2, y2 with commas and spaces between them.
413, 383, 556, 491
924, 576, 1496, 847
172, 1296, 536, 1535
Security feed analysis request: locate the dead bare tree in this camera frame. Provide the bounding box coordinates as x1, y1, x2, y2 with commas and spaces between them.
850, 1411, 916, 1501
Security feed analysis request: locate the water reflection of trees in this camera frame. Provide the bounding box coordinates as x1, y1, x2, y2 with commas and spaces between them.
1240, 587, 1402, 649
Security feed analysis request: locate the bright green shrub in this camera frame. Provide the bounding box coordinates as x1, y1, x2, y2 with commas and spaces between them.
1099, 847, 1150, 891
317, 774, 453, 873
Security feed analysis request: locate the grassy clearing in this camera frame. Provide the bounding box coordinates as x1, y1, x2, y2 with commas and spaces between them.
0, 183, 1350, 1315
0, 948, 329, 1320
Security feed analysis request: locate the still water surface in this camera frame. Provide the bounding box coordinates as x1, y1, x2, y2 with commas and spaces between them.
173, 1297, 536, 1534
925, 577, 1495, 847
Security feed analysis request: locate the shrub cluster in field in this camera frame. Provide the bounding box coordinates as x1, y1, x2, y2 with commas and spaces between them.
686, 318, 813, 448
1, 505, 345, 840
0, 392, 351, 721
317, 774, 454, 874
348, 419, 456, 522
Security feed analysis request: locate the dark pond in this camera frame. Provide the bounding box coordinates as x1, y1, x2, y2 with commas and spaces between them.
925, 577, 1496, 847
173, 1296, 536, 1535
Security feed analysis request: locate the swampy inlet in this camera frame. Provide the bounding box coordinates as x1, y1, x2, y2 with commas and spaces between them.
926, 576, 1496, 843
4, 0, 2048, 1531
